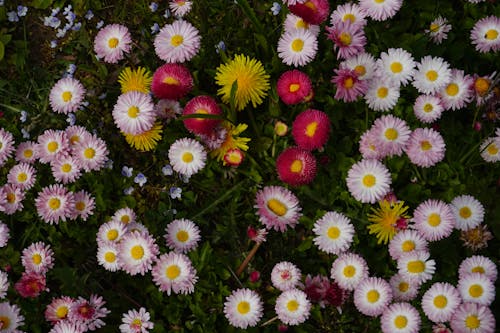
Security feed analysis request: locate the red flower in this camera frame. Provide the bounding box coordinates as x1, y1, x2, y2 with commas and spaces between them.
15, 271, 46, 298
276, 147, 317, 186
151, 63, 193, 100
182, 95, 222, 135
292, 109, 331, 151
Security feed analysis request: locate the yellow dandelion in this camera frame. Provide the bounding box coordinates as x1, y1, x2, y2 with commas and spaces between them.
124, 122, 163, 151
118, 67, 153, 94
367, 200, 410, 245
211, 122, 251, 163
215, 54, 270, 111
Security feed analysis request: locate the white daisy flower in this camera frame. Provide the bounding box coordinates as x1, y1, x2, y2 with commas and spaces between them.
458, 273, 495, 306
412, 55, 452, 94
118, 231, 159, 276
312, 211, 354, 255
154, 19, 201, 63
413, 94, 444, 123
340, 52, 377, 80
354, 277, 393, 317
388, 229, 428, 260
112, 91, 156, 136
371, 114, 411, 157
274, 288, 311, 326
271, 261, 302, 291
376, 48, 415, 86
97, 242, 121, 272
421, 282, 462, 323
450, 195, 485, 231
283, 13, 320, 36
381, 302, 421, 333
346, 159, 392, 204
330, 252, 369, 291
151, 252, 198, 295
49, 77, 86, 114
479, 136, 500, 162
389, 273, 421, 302
439, 69, 474, 111
364, 77, 401, 112
397, 250, 436, 284
0, 302, 25, 332
459, 255, 497, 282
277, 28, 318, 67
168, 138, 207, 178
223, 288, 263, 329
97, 220, 128, 246
164, 218, 201, 253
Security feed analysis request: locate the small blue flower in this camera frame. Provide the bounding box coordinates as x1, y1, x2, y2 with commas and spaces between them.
47, 16, 61, 28
105, 159, 114, 169
66, 113, 76, 126
271, 2, 281, 16
124, 186, 134, 195
0, 1, 5, 6
21, 128, 30, 139
149, 2, 158, 12
50, 40, 58, 48
85, 10, 94, 20
63, 4, 72, 15
163, 9, 171, 19
134, 173, 147, 187
215, 41, 226, 54
7, 11, 19, 22
96, 20, 104, 29
65, 12, 76, 23
169, 186, 182, 199
56, 28, 67, 38
151, 23, 160, 34
162, 165, 173, 176
20, 110, 28, 123
17, 5, 28, 17
51, 7, 61, 16
72, 22, 82, 31
122, 166, 133, 177
67, 64, 77, 76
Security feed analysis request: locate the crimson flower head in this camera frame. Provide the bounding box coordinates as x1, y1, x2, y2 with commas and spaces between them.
15, 271, 47, 298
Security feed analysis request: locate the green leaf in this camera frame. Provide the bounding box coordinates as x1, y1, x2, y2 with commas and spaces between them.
29, 0, 54, 9
0, 41, 4, 62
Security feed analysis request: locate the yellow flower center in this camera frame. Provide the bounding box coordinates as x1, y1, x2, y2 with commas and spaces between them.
327, 226, 340, 240
339, 32, 352, 46
362, 174, 376, 187
170, 34, 184, 47
55, 306, 68, 319
84, 148, 95, 159
398, 282, 409, 292
343, 265, 356, 278
47, 141, 59, 153
0, 316, 10, 329
487, 143, 498, 155
366, 290, 380, 303
459, 206, 472, 219
70, 135, 80, 144
465, 315, 480, 329
401, 240, 415, 252
131, 318, 142, 326
305, 122, 318, 137
6, 193, 15, 203
267, 199, 288, 216
344, 77, 354, 89
377, 87, 389, 98
166, 265, 181, 279
426, 70, 438, 82
304, 1, 317, 11
121, 215, 130, 224
430, 23, 440, 32
474, 78, 490, 95
394, 315, 408, 329
32, 254, 42, 265
295, 19, 309, 29
469, 284, 483, 298
182, 152, 194, 163
17, 172, 28, 183
49, 198, 61, 210
290, 159, 303, 173
354, 65, 366, 76
237, 301, 250, 314
108, 37, 119, 48
445, 83, 459, 96
472, 266, 485, 274
289, 83, 300, 93
384, 128, 398, 141
485, 29, 498, 40
375, 0, 385, 3
343, 13, 356, 23
420, 140, 432, 151
23, 149, 33, 158
291, 38, 304, 52
130, 245, 144, 260
286, 300, 299, 312
433, 295, 448, 309
104, 251, 116, 263
75, 201, 86, 211
407, 260, 425, 273
163, 76, 180, 85
176, 230, 189, 242
390, 62, 403, 73
428, 213, 441, 227
423, 103, 434, 113
128, 106, 140, 118
107, 229, 119, 241
62, 91, 73, 102
61, 163, 72, 173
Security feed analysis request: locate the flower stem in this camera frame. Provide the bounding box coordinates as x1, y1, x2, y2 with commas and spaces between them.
236, 241, 261, 276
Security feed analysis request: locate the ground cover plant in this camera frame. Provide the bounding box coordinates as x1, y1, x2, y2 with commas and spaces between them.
0, 0, 499, 332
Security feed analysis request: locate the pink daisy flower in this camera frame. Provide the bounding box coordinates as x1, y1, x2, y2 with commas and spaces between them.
14, 271, 47, 298
94, 24, 132, 63
113, 92, 156, 135
15, 141, 37, 164
271, 261, 302, 291
359, 0, 403, 21
49, 77, 86, 114
340, 52, 377, 81
0, 222, 10, 247
330, 252, 369, 291
458, 273, 495, 306
21, 241, 55, 275
112, 207, 136, 225
0, 302, 24, 332
97, 220, 128, 245
421, 282, 461, 323
283, 13, 321, 37
277, 28, 318, 67
450, 302, 496, 333
151, 252, 198, 295
375, 47, 416, 86
65, 125, 92, 147
1, 184, 25, 215
49, 321, 85, 333
288, 0, 330, 25
388, 229, 428, 260
358, 128, 385, 160
155, 99, 182, 120
275, 288, 311, 326
35, 184, 75, 224
425, 16, 452, 45
330, 3, 368, 28
119, 307, 154, 333
292, 109, 330, 151
71, 190, 95, 221
223, 288, 263, 329
276, 146, 317, 186
169, 0, 193, 17
68, 294, 110, 332
151, 63, 193, 100
439, 69, 474, 111
413, 94, 445, 123
97, 242, 121, 272
254, 185, 302, 232
381, 302, 421, 333
470, 16, 500, 53
412, 56, 452, 95
154, 20, 201, 63
346, 159, 392, 204
182, 95, 222, 135
413, 199, 455, 241
326, 21, 366, 60
397, 250, 436, 284
0, 128, 15, 167
331, 68, 368, 102
364, 76, 401, 112
389, 273, 421, 302
73, 134, 109, 172
371, 114, 411, 157
7, 162, 37, 190
164, 218, 201, 253
45, 296, 75, 324
459, 255, 497, 282
277, 70, 314, 105
51, 155, 82, 184
353, 277, 393, 317
118, 231, 159, 276
36, 129, 70, 164
405, 127, 446, 168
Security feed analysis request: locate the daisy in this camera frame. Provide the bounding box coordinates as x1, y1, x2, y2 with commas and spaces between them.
119, 307, 154, 333
479, 136, 500, 162
151, 252, 198, 295
405, 127, 446, 168
312, 211, 354, 255
425, 16, 452, 44
155, 99, 182, 121
364, 77, 400, 112
276, 146, 317, 186
458, 273, 495, 305
358, 128, 385, 160
275, 288, 311, 326
368, 199, 411, 245
45, 296, 75, 323
276, 69, 314, 105
36, 129, 70, 164
65, 125, 91, 147
330, 252, 369, 291
412, 56, 452, 95
376, 48, 415, 86
223, 288, 263, 329
450, 302, 495, 333
97, 220, 128, 245
459, 255, 497, 282
68, 294, 110, 332
0, 302, 25, 333
51, 155, 81, 184
326, 21, 366, 60
470, 16, 500, 53
97, 242, 121, 272
169, 0, 193, 17
292, 109, 330, 151
389, 273, 421, 302
168, 138, 206, 178
271, 261, 302, 291
21, 241, 54, 275
70, 190, 95, 221
182, 95, 222, 136
0, 222, 9, 247
35, 184, 75, 224
439, 69, 474, 111
354, 277, 393, 317
7, 163, 36, 190
112, 207, 136, 225
49, 321, 85, 333
331, 68, 368, 102
277, 28, 318, 67
413, 199, 455, 241
49, 77, 86, 114
421, 282, 462, 323
372, 114, 411, 157
113, 91, 155, 136
346, 159, 392, 204
283, 13, 320, 36
0, 270, 7, 299
164, 218, 201, 253
15, 141, 37, 164
381, 302, 421, 333
154, 20, 201, 63
118, 231, 159, 276
397, 250, 436, 284
254, 185, 302, 232
151, 63, 193, 100
472, 73, 495, 106
94, 24, 132, 63
288, 0, 330, 25
450, 195, 484, 231
388, 229, 428, 260
14, 271, 46, 298
73, 134, 109, 172
359, 0, 403, 21
0, 128, 14, 166
340, 52, 377, 81
126, 222, 149, 235
413, 94, 444, 123
1, 184, 25, 215
330, 3, 367, 28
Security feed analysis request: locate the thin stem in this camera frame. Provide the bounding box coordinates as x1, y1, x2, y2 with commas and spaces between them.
236, 241, 261, 276
261, 315, 279, 327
